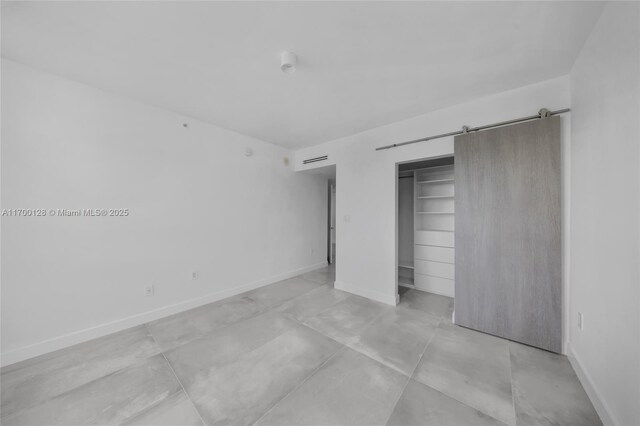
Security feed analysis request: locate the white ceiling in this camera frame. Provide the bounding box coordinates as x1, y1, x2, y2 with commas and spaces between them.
1, 1, 604, 149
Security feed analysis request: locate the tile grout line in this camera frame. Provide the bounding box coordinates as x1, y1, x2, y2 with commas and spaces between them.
160, 352, 208, 426
145, 293, 268, 352
339, 292, 449, 379
415, 380, 509, 426
122, 388, 186, 424
299, 301, 389, 350
274, 290, 452, 424
143, 276, 444, 426
382, 317, 443, 426
1, 327, 165, 420
250, 345, 347, 426
145, 274, 335, 426
249, 281, 349, 347
146, 325, 208, 426
246, 275, 330, 311
342, 308, 437, 378
291, 318, 351, 347
3, 340, 169, 423
429, 319, 511, 424
147, 278, 322, 355
283, 294, 348, 327
274, 280, 387, 348
409, 321, 514, 426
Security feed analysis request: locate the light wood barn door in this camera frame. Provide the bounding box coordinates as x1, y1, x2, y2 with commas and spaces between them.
454, 117, 561, 353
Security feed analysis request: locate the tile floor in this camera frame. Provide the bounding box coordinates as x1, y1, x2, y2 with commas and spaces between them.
1, 266, 601, 426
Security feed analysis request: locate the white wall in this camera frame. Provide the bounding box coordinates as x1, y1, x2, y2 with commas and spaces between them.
1, 60, 328, 366
295, 76, 572, 348
568, 3, 640, 425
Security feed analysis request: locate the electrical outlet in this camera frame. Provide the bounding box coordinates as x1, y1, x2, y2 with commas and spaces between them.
578, 312, 583, 330
192, 271, 199, 280
145, 285, 154, 297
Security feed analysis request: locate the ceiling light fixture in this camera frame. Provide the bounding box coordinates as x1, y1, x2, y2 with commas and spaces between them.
281, 51, 297, 74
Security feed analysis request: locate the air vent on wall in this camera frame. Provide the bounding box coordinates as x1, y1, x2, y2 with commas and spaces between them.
303, 155, 328, 165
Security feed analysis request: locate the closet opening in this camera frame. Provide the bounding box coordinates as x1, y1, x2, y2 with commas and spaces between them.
396, 156, 455, 306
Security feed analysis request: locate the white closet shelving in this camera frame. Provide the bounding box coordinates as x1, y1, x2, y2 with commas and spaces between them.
414, 164, 455, 297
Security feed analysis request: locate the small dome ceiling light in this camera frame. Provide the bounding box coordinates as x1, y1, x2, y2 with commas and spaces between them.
281, 51, 297, 74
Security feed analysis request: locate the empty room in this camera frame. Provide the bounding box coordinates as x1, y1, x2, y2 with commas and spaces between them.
1, 1, 639, 425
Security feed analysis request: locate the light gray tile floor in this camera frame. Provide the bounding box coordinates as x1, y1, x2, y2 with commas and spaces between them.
255, 347, 408, 426
1, 265, 601, 425
147, 295, 266, 351
348, 306, 439, 376
509, 341, 602, 426
387, 379, 506, 426
124, 390, 204, 426
413, 320, 516, 425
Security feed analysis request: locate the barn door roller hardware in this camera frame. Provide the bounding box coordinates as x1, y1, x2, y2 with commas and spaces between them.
375, 108, 569, 151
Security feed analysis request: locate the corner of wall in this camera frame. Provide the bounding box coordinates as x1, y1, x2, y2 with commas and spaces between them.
567, 345, 618, 426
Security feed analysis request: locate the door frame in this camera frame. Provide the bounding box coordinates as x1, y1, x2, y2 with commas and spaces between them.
327, 182, 336, 264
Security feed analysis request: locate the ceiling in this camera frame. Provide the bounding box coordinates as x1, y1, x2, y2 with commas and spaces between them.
1, 1, 604, 149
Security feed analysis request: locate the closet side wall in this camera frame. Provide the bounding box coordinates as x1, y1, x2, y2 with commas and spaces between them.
398, 176, 414, 268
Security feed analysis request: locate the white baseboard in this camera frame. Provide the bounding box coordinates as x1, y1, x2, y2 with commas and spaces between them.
1, 261, 327, 368
567, 344, 617, 426
334, 280, 398, 306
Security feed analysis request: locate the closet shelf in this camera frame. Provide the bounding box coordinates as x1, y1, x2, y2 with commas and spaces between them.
416, 195, 454, 199
416, 178, 454, 184
416, 211, 454, 215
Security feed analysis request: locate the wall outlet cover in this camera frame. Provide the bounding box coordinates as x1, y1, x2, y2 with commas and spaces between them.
578, 312, 583, 330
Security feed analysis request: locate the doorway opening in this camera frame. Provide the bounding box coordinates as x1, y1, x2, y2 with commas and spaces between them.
300, 163, 336, 268
328, 182, 336, 264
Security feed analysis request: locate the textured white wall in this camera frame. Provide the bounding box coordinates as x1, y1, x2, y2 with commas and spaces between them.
569, 3, 640, 425
1, 60, 328, 366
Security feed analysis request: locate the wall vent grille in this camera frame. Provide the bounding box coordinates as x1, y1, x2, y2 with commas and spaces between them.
303, 155, 328, 165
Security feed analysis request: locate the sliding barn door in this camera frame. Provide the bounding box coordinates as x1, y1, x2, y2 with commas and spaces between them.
455, 117, 561, 353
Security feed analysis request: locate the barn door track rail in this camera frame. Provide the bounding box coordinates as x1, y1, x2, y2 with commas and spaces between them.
375, 108, 570, 151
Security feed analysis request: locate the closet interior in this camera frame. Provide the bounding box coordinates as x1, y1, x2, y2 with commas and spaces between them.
398, 156, 455, 298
